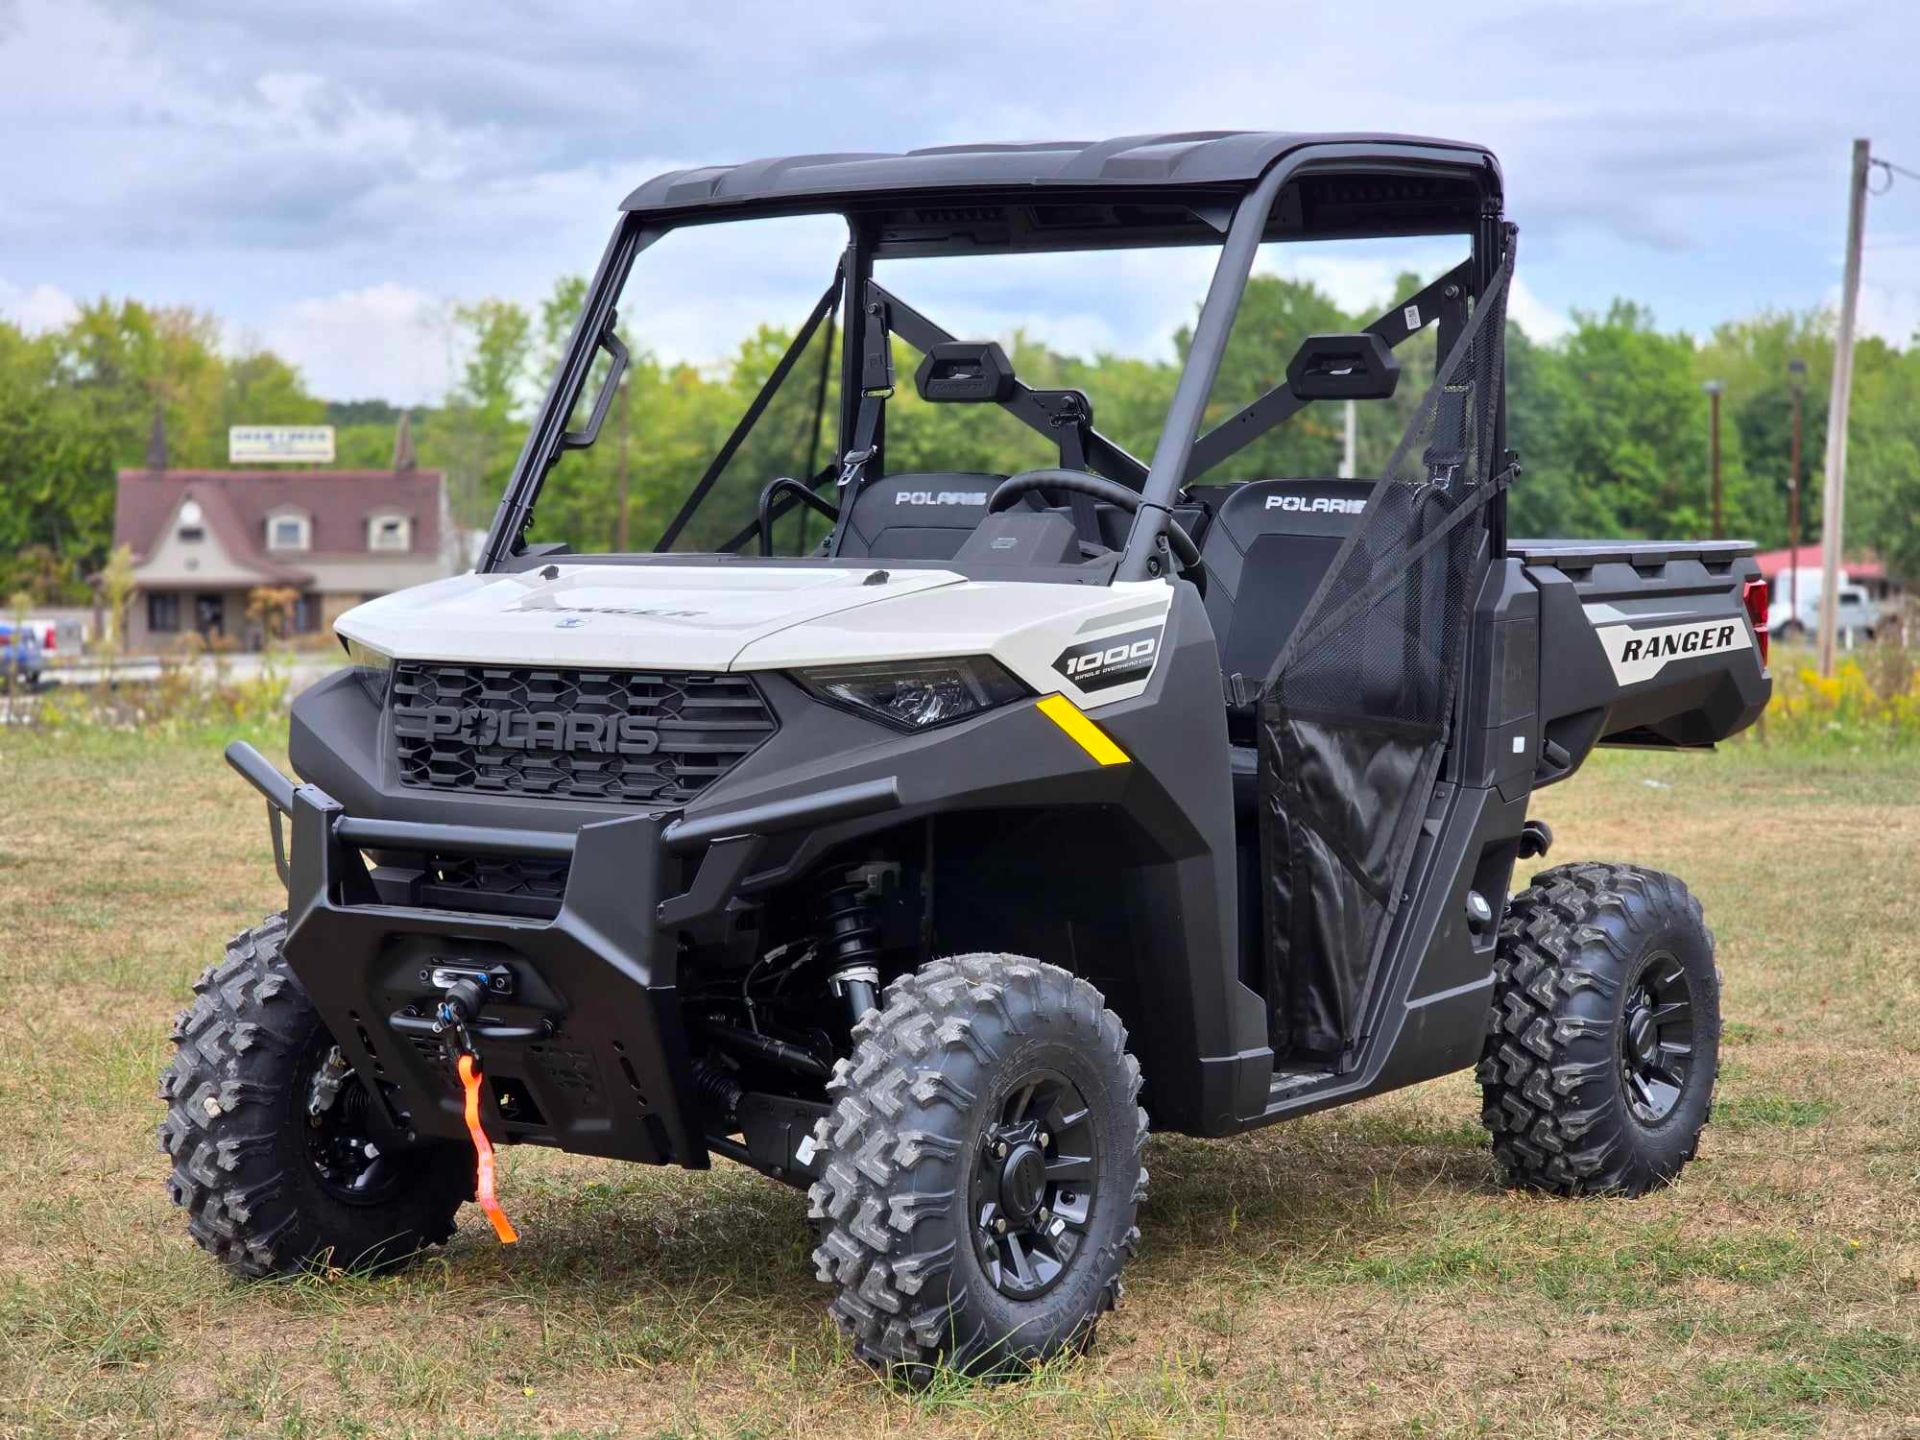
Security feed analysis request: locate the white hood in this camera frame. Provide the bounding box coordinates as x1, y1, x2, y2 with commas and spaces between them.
337, 560, 1176, 708
334, 562, 967, 670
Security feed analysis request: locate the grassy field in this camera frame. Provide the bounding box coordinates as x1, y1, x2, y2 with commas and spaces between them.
0, 731, 1914, 1438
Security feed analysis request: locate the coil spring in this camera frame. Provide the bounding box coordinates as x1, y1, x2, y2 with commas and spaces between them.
693, 1058, 744, 1119
821, 881, 881, 971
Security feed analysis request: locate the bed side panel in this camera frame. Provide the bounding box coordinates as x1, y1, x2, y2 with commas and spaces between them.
1518, 541, 1770, 780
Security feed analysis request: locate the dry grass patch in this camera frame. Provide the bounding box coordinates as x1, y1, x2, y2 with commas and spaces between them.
0, 731, 1914, 1438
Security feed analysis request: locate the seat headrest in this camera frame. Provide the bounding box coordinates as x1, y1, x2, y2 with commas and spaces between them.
839, 472, 1005, 559
1212, 477, 1373, 551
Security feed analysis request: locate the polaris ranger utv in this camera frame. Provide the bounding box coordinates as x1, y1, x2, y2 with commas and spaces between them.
162, 131, 1771, 1375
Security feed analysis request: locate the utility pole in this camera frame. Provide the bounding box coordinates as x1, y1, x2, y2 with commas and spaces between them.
1787, 357, 1806, 623
1818, 139, 1870, 677
1702, 379, 1724, 539
1339, 398, 1357, 479
615, 378, 631, 552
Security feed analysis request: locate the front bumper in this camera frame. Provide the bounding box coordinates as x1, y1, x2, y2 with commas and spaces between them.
228, 741, 896, 1168
280, 770, 702, 1165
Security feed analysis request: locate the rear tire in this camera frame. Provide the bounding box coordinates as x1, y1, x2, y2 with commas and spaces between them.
159, 913, 472, 1276
806, 955, 1147, 1380
1478, 862, 1719, 1197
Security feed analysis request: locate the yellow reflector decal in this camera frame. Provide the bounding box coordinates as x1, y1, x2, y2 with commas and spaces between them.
1036, 693, 1131, 766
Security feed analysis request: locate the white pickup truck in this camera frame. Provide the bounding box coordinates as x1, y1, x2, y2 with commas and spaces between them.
1769, 569, 1881, 643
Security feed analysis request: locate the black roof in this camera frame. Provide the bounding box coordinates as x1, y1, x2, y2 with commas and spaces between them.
620, 131, 1500, 219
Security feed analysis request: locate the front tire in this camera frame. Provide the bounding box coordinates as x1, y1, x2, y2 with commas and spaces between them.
1478, 862, 1720, 1197
807, 955, 1147, 1379
159, 913, 473, 1276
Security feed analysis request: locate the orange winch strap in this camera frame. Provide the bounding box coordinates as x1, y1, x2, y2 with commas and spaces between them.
456, 1051, 519, 1244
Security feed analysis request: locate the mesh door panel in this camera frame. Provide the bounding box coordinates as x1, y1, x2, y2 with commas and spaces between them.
1257, 260, 1511, 1066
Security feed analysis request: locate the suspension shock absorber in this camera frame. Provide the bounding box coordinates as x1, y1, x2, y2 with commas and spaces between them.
692, 1056, 745, 1123
821, 876, 882, 1024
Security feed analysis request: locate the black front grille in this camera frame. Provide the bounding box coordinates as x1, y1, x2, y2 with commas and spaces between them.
391, 662, 776, 805
403, 852, 571, 919
430, 853, 570, 901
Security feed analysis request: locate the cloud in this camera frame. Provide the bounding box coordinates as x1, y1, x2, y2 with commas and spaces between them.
1507, 279, 1573, 344
1248, 243, 1571, 343
1853, 277, 1920, 350
0, 278, 79, 332
876, 246, 1220, 364
2, 0, 1915, 414
257, 284, 452, 405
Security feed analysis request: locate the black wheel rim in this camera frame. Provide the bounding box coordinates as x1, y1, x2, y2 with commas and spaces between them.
303, 1045, 408, 1204
970, 1069, 1098, 1301
1620, 951, 1695, 1125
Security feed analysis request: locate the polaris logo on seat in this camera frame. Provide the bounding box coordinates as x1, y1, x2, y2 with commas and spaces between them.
1265, 494, 1365, 514
1053, 625, 1163, 693
1595, 617, 1752, 687
397, 704, 662, 756
894, 490, 988, 506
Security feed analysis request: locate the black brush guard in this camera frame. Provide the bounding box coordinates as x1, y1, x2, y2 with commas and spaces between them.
225, 741, 897, 1168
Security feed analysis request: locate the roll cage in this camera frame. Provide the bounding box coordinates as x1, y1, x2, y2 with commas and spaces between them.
477, 131, 1508, 579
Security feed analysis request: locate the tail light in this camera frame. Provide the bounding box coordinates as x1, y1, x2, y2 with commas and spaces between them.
1742, 578, 1769, 664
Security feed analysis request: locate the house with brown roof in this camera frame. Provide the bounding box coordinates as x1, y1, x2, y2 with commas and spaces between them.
113, 449, 457, 652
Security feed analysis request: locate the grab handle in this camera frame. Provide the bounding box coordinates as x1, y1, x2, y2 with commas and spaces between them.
560, 324, 630, 451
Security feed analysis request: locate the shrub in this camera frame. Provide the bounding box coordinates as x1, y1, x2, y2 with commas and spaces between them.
1741, 642, 1920, 751
21, 646, 291, 737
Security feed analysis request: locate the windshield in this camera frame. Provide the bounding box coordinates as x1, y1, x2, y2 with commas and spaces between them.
522, 215, 847, 557
524, 216, 1222, 559
516, 211, 1474, 563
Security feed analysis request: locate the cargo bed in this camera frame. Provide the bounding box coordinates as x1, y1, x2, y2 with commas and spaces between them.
1517, 537, 1769, 775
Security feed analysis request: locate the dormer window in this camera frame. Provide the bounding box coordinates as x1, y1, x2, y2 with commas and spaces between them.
176, 499, 205, 543
368, 513, 412, 552
267, 512, 311, 552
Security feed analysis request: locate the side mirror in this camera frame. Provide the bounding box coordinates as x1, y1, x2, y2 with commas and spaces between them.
915, 341, 1017, 404
1286, 332, 1400, 401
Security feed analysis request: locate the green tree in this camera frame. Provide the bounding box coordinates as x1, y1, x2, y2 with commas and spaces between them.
1506, 321, 1587, 537
217, 350, 325, 439
7, 258, 1920, 591
1849, 338, 1920, 584
540, 275, 590, 380
1695, 311, 1832, 548
1192, 274, 1351, 481
1513, 301, 1713, 539
445, 299, 535, 528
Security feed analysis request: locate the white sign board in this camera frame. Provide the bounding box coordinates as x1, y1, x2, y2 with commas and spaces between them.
229, 425, 336, 464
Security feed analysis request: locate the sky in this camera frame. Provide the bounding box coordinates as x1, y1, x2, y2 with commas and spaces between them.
2, 0, 1918, 406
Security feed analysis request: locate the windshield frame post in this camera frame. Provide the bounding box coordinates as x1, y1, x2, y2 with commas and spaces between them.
478, 215, 657, 573
1476, 210, 1513, 559
1115, 163, 1289, 583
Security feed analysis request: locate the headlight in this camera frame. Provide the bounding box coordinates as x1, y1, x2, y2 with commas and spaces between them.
793, 656, 1029, 731
340, 635, 394, 707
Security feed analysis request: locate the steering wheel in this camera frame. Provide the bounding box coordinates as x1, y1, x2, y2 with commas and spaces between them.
986, 468, 1204, 581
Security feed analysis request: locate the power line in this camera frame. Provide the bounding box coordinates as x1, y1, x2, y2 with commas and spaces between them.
1867, 155, 1920, 194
